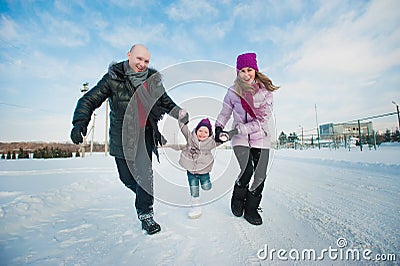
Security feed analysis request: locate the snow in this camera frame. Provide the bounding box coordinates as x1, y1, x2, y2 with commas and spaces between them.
0, 145, 399, 265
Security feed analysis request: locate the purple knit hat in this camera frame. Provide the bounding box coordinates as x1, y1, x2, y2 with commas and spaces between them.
236, 52, 259, 72
195, 118, 213, 136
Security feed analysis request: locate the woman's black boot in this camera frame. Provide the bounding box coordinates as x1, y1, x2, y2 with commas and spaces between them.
244, 191, 262, 225
231, 184, 248, 217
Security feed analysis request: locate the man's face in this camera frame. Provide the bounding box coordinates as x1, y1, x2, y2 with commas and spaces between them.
127, 45, 150, 72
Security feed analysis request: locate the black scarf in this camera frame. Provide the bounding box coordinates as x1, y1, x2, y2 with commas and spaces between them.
124, 61, 168, 161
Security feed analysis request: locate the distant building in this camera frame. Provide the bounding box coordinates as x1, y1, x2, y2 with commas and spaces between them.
319, 121, 374, 139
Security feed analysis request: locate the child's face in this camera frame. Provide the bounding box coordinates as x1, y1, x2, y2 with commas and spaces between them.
238, 67, 256, 84
196, 126, 210, 141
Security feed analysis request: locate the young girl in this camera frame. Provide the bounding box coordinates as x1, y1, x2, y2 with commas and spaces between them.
215, 52, 279, 225
178, 116, 229, 218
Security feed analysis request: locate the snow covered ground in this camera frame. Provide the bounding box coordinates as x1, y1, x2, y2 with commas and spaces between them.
0, 144, 399, 265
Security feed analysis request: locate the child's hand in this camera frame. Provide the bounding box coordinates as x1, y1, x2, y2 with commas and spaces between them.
179, 109, 189, 124
219, 132, 230, 142
218, 127, 238, 142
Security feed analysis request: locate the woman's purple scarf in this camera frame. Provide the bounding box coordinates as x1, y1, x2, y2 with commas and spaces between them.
240, 83, 266, 120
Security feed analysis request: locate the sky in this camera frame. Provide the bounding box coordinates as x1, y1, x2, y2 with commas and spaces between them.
1, 0, 400, 143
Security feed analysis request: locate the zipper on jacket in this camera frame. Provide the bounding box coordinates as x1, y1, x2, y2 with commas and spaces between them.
245, 112, 251, 147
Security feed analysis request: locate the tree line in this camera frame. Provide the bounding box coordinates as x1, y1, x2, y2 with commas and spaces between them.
1, 146, 77, 159
0, 142, 106, 159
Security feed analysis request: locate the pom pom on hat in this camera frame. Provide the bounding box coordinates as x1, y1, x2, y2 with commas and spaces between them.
195, 118, 213, 136
236, 52, 259, 72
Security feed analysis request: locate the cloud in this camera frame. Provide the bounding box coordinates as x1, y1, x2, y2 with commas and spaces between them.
193, 19, 233, 41
107, 0, 142, 8
100, 23, 168, 50
37, 12, 89, 47
279, 0, 399, 74
0, 15, 20, 42
232, 0, 305, 23
264, 0, 400, 89
259, 0, 400, 133
1, 9, 88, 49
166, 0, 218, 21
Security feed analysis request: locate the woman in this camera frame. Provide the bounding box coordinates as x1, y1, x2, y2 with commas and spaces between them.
215, 52, 279, 225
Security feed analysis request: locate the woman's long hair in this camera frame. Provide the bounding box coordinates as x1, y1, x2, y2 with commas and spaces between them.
234, 71, 279, 97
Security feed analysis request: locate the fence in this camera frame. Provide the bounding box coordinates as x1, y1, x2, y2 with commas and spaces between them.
280, 111, 400, 151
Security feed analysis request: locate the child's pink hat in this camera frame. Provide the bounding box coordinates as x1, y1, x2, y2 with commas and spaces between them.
236, 52, 259, 72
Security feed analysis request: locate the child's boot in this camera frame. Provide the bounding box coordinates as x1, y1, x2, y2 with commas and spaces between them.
188, 197, 202, 219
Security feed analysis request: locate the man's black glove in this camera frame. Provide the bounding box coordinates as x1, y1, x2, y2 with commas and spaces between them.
215, 126, 223, 143
70, 124, 87, 144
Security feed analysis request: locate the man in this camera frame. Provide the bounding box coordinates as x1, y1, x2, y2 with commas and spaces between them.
71, 44, 188, 235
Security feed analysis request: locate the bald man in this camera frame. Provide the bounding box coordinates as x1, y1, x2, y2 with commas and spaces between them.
71, 44, 188, 235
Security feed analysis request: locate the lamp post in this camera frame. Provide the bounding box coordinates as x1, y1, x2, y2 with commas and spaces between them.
299, 125, 304, 149
79, 82, 89, 157
392, 101, 400, 130
315, 104, 321, 149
